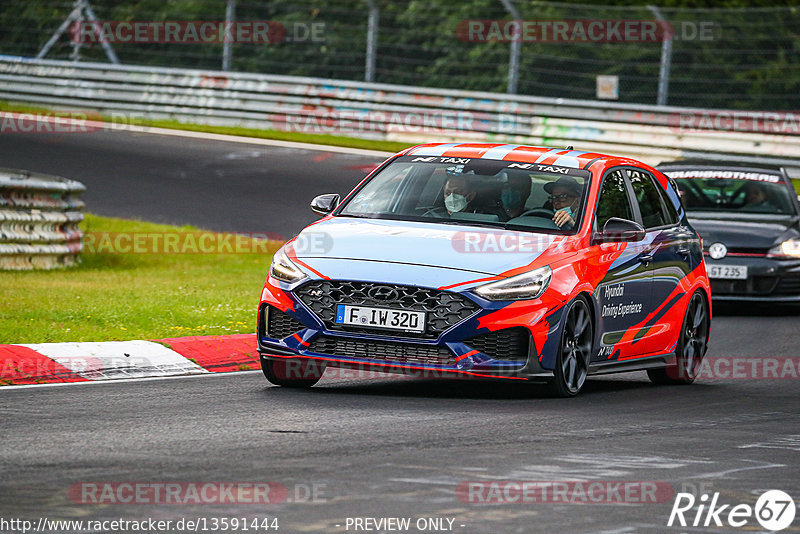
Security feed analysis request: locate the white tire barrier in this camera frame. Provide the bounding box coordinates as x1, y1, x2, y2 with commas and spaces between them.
0, 168, 85, 270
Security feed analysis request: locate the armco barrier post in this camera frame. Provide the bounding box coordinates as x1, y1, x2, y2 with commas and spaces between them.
648, 5, 673, 106
364, 0, 379, 83
222, 0, 237, 71
0, 169, 85, 270
499, 0, 521, 95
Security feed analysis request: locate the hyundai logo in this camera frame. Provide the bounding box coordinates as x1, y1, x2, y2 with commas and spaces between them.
368, 286, 398, 300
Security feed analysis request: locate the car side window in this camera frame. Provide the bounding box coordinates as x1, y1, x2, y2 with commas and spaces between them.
596, 170, 634, 230
628, 169, 671, 229
656, 178, 680, 224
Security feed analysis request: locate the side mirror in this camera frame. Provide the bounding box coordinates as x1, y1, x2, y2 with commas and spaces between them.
310, 194, 340, 216
594, 217, 646, 243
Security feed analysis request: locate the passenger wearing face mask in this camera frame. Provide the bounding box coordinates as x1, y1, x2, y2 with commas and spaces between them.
443, 175, 478, 214
499, 173, 532, 219
543, 176, 583, 229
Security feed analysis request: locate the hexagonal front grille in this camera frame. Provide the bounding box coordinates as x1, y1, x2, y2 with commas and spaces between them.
294, 280, 480, 339
309, 336, 455, 366
464, 327, 530, 361
264, 305, 306, 339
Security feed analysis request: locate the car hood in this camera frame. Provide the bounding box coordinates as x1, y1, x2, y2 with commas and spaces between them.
289, 217, 563, 285
688, 213, 800, 250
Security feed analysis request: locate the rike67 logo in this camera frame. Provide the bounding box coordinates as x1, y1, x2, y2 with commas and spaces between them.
668, 490, 795, 531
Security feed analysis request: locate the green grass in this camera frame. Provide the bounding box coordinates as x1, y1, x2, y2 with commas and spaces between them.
0, 214, 276, 343
0, 100, 411, 154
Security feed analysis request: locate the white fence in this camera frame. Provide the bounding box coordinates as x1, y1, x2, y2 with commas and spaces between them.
0, 56, 798, 171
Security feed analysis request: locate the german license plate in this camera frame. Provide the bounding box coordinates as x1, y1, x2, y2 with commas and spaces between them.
335, 305, 425, 333
707, 265, 748, 280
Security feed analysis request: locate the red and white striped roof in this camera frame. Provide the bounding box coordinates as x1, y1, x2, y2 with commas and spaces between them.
404, 143, 614, 169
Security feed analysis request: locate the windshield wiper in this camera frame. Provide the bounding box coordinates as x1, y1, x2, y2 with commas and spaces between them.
337, 214, 559, 232
337, 214, 376, 219
433, 220, 508, 229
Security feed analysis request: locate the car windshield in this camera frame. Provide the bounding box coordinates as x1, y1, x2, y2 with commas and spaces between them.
338, 156, 592, 234
664, 170, 797, 215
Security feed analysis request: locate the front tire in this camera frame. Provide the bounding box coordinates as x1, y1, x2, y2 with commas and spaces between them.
549, 297, 593, 397
262, 358, 325, 388
648, 290, 709, 385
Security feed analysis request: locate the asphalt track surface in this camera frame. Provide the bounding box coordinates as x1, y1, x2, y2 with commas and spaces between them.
0, 128, 382, 238
1, 129, 799, 533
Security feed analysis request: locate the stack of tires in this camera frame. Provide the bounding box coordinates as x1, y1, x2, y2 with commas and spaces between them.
0, 168, 85, 270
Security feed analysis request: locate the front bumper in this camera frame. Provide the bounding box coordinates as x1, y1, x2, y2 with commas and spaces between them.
256, 288, 558, 381
705, 255, 800, 301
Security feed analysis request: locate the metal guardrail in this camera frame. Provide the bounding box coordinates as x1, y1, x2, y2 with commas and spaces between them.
0, 56, 798, 170
0, 168, 85, 270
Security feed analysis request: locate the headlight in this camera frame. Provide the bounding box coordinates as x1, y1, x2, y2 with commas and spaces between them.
269, 249, 307, 283
768, 238, 800, 258
473, 266, 552, 301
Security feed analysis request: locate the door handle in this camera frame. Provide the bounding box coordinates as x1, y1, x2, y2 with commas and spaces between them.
677, 247, 691, 257
640, 254, 654, 265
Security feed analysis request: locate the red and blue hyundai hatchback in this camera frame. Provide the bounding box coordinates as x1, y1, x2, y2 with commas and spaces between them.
257, 143, 711, 396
